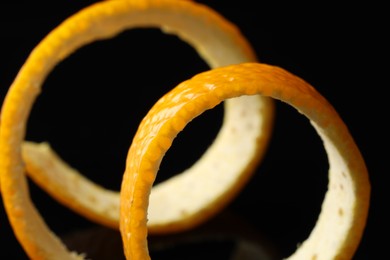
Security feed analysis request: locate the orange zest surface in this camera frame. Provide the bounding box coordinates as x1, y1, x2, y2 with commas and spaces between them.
119, 63, 370, 260
0, 0, 274, 259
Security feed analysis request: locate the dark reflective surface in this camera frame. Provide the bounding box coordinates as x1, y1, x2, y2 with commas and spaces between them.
62, 211, 280, 260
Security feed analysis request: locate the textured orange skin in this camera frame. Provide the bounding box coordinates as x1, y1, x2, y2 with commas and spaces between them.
120, 63, 370, 260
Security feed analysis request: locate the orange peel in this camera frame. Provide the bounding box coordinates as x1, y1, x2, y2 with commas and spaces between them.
119, 63, 370, 260
18, 0, 275, 232
0, 0, 273, 258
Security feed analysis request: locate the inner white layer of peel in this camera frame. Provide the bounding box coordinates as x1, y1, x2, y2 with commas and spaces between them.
148, 95, 267, 225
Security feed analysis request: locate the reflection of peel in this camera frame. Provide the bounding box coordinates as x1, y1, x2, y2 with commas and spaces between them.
120, 63, 370, 260
61, 210, 279, 260
148, 210, 280, 260
0, 0, 273, 259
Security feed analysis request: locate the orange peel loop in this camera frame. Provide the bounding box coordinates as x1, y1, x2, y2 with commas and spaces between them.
0, 0, 273, 258
119, 63, 370, 260
19, 0, 274, 232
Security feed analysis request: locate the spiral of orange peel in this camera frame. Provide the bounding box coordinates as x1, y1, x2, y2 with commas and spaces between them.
120, 62, 370, 260
0, 0, 370, 260
11, 0, 274, 233
0, 0, 274, 258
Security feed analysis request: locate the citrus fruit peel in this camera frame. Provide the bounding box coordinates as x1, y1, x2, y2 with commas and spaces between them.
16, 0, 276, 232
0, 0, 274, 258
16, 0, 275, 232
119, 62, 370, 260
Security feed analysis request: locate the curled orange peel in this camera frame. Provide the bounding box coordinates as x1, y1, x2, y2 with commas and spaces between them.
0, 0, 370, 259
8, 0, 274, 232
0, 0, 273, 258
119, 63, 370, 260
18, 0, 274, 232
17, 0, 276, 232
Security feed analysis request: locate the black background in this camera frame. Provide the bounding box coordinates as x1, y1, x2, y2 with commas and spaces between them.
0, 1, 385, 259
